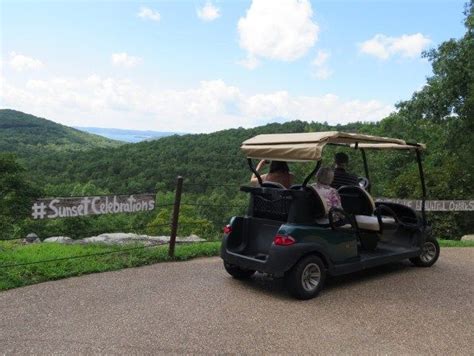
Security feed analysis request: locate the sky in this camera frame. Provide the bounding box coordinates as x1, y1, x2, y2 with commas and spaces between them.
0, 0, 467, 133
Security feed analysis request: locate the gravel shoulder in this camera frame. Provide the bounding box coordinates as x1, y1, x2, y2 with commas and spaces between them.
1, 248, 473, 355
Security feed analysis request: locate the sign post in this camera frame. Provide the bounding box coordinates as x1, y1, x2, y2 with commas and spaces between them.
169, 176, 184, 258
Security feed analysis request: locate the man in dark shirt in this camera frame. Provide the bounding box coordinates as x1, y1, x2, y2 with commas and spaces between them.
331, 152, 358, 189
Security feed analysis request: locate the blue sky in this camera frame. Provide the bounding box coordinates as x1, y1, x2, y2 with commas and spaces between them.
0, 0, 467, 132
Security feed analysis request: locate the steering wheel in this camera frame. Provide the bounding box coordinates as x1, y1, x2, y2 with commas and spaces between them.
358, 177, 370, 190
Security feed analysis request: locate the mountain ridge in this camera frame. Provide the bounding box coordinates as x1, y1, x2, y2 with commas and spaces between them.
0, 109, 123, 156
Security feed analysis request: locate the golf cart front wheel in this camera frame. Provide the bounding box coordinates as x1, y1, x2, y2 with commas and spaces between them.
224, 262, 255, 279
285, 255, 326, 300
410, 237, 440, 267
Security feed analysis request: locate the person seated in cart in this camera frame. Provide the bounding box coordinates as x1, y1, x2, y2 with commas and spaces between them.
331, 152, 358, 189
312, 167, 342, 210
250, 159, 294, 188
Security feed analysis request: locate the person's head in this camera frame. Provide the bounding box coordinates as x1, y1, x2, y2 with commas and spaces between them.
316, 167, 335, 185
269, 161, 289, 174
334, 152, 349, 168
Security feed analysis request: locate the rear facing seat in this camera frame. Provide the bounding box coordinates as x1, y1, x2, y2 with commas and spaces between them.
289, 185, 351, 228
338, 186, 396, 232
355, 215, 395, 231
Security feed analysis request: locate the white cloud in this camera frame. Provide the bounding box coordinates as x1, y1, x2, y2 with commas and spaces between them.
238, 55, 260, 70
137, 6, 161, 22
238, 0, 319, 67
312, 50, 330, 67
2, 76, 393, 132
111, 53, 142, 68
359, 33, 431, 60
311, 50, 332, 80
197, 2, 221, 22
8, 52, 44, 71
312, 67, 333, 80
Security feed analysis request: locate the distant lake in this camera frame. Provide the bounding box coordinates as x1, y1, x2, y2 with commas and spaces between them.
75, 127, 182, 143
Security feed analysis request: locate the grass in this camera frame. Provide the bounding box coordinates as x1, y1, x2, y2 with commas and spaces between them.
438, 239, 474, 247
0, 241, 221, 291
1, 238, 472, 291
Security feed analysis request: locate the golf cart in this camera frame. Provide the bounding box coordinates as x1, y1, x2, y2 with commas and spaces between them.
221, 132, 440, 299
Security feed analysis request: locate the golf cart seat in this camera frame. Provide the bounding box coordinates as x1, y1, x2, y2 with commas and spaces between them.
287, 185, 326, 223
354, 215, 395, 231
261, 181, 286, 189
305, 185, 330, 225
287, 185, 352, 228
338, 186, 396, 232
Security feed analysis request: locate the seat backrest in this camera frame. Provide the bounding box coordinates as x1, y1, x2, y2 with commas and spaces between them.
261, 181, 286, 189
250, 185, 290, 221
338, 186, 375, 216
306, 185, 329, 216
287, 186, 327, 223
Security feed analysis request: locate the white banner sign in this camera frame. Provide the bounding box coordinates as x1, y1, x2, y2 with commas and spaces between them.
376, 199, 474, 212
31, 194, 156, 220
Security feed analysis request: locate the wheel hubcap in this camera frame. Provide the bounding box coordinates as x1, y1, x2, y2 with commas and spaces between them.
301, 263, 321, 292
420, 241, 437, 263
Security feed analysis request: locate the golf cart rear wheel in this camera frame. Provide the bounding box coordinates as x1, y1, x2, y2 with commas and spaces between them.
410, 237, 440, 267
285, 255, 326, 300
224, 262, 255, 279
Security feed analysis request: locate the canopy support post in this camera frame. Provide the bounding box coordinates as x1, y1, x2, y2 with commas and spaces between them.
415, 149, 427, 227
303, 161, 321, 187
247, 158, 263, 186
361, 149, 371, 192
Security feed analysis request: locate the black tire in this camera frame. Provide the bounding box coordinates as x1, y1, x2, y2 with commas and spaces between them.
410, 237, 440, 267
285, 255, 326, 300
224, 262, 255, 279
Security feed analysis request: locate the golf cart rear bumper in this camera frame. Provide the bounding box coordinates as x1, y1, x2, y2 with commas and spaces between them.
220, 243, 319, 277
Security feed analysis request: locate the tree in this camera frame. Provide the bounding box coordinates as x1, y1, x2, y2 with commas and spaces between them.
392, 1, 474, 238
0, 154, 39, 239
396, 1, 473, 176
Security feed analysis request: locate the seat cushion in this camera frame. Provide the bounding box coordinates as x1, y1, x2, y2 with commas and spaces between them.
316, 217, 352, 229
315, 217, 329, 225
355, 215, 396, 231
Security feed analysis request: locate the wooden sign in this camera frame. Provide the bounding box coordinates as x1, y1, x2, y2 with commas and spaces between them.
376, 199, 474, 212
31, 194, 156, 220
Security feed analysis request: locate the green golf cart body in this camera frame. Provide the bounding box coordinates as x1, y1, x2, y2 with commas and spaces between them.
221, 132, 439, 299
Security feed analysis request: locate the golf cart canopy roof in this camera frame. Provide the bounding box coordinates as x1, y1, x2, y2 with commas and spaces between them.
241, 131, 425, 162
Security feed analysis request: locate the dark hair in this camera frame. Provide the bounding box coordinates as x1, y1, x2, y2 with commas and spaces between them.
335, 152, 349, 165
269, 161, 289, 173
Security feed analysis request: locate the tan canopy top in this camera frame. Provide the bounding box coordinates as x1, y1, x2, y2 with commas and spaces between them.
241, 131, 425, 161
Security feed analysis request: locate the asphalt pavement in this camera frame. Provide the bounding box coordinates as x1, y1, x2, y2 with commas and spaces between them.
1, 248, 473, 355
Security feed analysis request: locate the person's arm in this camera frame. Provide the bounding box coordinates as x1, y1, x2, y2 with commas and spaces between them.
250, 160, 267, 184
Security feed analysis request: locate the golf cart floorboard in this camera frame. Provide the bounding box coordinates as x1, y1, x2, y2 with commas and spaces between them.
331, 242, 420, 276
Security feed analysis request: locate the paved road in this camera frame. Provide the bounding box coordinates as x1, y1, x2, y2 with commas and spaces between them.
1, 248, 473, 355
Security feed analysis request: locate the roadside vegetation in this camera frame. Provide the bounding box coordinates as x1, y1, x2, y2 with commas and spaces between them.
0, 241, 221, 291
0, 239, 471, 291
438, 239, 474, 247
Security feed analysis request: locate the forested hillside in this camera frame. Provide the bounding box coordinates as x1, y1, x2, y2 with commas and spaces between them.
10, 114, 465, 202
1, 2, 472, 241
0, 109, 122, 157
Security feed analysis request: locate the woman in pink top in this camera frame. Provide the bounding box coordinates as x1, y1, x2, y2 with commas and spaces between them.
250, 160, 295, 188
312, 167, 342, 210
